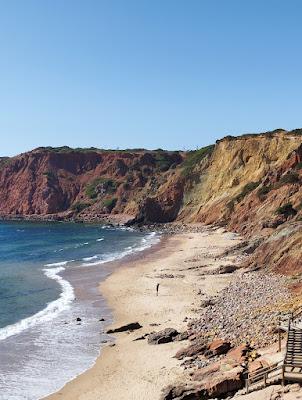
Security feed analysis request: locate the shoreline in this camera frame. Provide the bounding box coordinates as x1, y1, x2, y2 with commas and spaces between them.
0, 222, 163, 400
45, 228, 243, 400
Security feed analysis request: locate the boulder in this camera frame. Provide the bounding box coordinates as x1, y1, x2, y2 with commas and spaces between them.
200, 298, 216, 307
175, 341, 207, 360
148, 328, 179, 344
204, 366, 244, 397
162, 365, 244, 399
206, 339, 231, 357
217, 265, 237, 274
192, 362, 221, 381
106, 322, 142, 334
225, 343, 249, 365
133, 333, 150, 341
160, 383, 206, 400
173, 331, 189, 342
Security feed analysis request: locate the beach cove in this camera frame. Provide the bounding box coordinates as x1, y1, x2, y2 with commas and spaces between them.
46, 227, 246, 400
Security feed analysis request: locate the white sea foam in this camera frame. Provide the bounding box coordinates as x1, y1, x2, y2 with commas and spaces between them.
74, 242, 89, 248
44, 260, 70, 267
81, 231, 160, 267
0, 232, 159, 341
96, 238, 104, 242
0, 229, 161, 399
82, 255, 99, 262
0, 266, 75, 341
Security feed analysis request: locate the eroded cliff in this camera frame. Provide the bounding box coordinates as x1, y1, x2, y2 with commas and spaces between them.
0, 147, 184, 221
0, 129, 301, 273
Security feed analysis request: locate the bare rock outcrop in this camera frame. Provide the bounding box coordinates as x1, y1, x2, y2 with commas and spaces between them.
162, 344, 248, 399
148, 328, 179, 345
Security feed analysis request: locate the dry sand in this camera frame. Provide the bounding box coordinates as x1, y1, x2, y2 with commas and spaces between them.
46, 228, 243, 400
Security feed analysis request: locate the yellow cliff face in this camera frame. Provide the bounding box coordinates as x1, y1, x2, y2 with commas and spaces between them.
179, 131, 302, 225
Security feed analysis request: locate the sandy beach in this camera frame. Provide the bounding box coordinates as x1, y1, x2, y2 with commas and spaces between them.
45, 228, 244, 400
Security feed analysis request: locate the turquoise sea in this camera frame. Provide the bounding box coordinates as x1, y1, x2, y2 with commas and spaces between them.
0, 221, 159, 400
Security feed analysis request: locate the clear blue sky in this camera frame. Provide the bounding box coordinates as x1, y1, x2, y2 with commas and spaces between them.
1, 0, 302, 156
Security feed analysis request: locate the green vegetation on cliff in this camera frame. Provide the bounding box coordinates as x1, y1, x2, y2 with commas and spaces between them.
102, 197, 117, 211
71, 201, 91, 213
181, 145, 214, 177
86, 178, 118, 199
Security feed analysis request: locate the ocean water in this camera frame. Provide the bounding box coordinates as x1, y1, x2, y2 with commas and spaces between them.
0, 221, 159, 400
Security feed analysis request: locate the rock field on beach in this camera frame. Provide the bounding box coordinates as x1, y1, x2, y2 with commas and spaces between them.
189, 272, 292, 348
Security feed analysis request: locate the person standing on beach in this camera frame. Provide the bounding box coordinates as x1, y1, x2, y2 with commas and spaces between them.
156, 283, 160, 296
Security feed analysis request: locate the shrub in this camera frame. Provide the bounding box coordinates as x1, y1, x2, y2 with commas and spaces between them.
43, 171, 56, 180
0, 157, 11, 170
226, 200, 235, 213
277, 172, 299, 186
102, 197, 117, 212
289, 129, 302, 136
71, 202, 90, 213
227, 181, 261, 214
86, 178, 118, 199
257, 185, 273, 200
38, 146, 101, 153
295, 162, 302, 170
275, 203, 297, 217
154, 152, 174, 172
181, 145, 215, 177
235, 181, 260, 203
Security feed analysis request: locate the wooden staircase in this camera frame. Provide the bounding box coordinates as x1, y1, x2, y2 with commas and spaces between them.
245, 307, 302, 394
282, 327, 302, 384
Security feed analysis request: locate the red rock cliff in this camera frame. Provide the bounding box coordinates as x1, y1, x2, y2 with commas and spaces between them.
0, 130, 301, 273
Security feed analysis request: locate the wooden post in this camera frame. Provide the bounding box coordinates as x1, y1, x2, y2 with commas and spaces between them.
282, 365, 285, 386
264, 372, 267, 386
278, 315, 281, 352
288, 315, 291, 332
246, 377, 249, 394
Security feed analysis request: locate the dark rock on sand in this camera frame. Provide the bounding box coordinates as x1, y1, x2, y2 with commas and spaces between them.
173, 331, 189, 342
133, 333, 151, 341
148, 328, 179, 345
107, 322, 142, 334
76, 317, 82, 322
206, 265, 237, 275
200, 298, 216, 308
161, 382, 206, 400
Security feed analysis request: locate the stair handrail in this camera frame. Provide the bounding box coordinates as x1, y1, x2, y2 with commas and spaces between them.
246, 307, 302, 393
245, 362, 282, 394
278, 304, 302, 328
292, 305, 302, 321
282, 316, 295, 385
